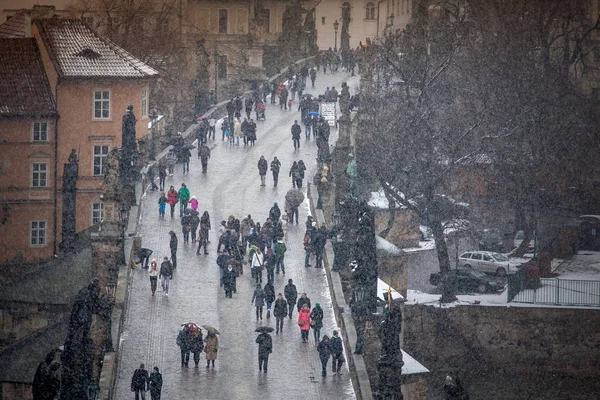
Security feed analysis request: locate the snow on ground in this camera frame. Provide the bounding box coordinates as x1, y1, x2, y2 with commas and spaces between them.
401, 350, 429, 375
368, 189, 405, 209
403, 240, 437, 252
376, 235, 404, 256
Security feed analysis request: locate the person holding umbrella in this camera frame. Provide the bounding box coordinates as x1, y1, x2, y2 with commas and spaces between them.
255, 327, 273, 373
285, 189, 304, 225
177, 325, 193, 367
203, 327, 219, 368
273, 293, 287, 334
190, 327, 204, 367
297, 303, 311, 343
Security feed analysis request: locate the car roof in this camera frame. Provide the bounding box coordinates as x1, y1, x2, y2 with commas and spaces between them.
579, 215, 600, 219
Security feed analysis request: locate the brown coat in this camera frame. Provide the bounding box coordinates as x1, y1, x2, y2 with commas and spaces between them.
204, 334, 219, 360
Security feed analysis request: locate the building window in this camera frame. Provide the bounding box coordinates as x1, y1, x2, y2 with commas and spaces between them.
218, 55, 228, 79
219, 9, 228, 34
92, 202, 104, 224
31, 220, 47, 246
93, 90, 110, 119
33, 122, 48, 141
141, 88, 148, 118
93, 145, 109, 176
366, 2, 375, 20
32, 163, 47, 187
322, 16, 326, 25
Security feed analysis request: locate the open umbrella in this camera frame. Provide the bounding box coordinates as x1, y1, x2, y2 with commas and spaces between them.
202, 325, 220, 335
255, 326, 274, 333
181, 322, 200, 331
285, 189, 305, 209
308, 111, 320, 116
185, 208, 200, 216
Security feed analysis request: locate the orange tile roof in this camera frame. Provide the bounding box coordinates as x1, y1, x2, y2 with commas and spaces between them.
34, 18, 158, 79
0, 38, 57, 118
0, 11, 27, 38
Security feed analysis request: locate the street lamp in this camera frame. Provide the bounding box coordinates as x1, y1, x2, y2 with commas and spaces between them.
104, 279, 116, 352
88, 381, 99, 400
118, 205, 129, 266
149, 109, 157, 161
352, 282, 367, 354
333, 20, 340, 51
331, 209, 347, 272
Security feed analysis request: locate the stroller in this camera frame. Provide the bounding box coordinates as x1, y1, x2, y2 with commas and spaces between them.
256, 102, 266, 121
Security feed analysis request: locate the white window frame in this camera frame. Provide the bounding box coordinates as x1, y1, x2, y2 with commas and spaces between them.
30, 220, 47, 246
93, 89, 111, 120
141, 88, 148, 118
218, 9, 228, 34
32, 121, 49, 142
92, 202, 104, 224
31, 163, 48, 187
366, 2, 376, 20
93, 145, 110, 176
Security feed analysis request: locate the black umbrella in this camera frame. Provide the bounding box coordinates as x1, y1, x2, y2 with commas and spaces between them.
255, 326, 274, 333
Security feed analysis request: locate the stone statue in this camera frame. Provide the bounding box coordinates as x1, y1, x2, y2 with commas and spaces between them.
315, 117, 331, 164
60, 279, 101, 400
344, 153, 358, 198
120, 105, 138, 206
339, 82, 351, 118
377, 301, 404, 399
121, 105, 137, 154
32, 349, 61, 400
102, 149, 121, 203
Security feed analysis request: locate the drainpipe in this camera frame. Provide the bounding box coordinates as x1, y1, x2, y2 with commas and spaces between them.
376, 0, 386, 37
52, 83, 59, 256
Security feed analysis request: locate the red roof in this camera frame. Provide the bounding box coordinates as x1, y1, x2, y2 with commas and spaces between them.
0, 38, 57, 118
34, 18, 158, 79
0, 11, 27, 38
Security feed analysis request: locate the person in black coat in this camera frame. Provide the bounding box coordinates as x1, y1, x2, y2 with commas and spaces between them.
190, 329, 205, 367
291, 120, 301, 150
269, 202, 281, 222
264, 281, 275, 318
273, 293, 287, 334
223, 263, 237, 298
289, 161, 301, 189
169, 231, 178, 269
177, 328, 192, 367
270, 157, 281, 187
296, 292, 311, 312
330, 330, 345, 374
258, 156, 268, 186
148, 367, 163, 400
284, 279, 298, 319
312, 225, 328, 268
131, 363, 148, 400
317, 336, 331, 377
255, 332, 273, 373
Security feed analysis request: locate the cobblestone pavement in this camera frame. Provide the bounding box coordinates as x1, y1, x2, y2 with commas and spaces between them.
114, 71, 361, 399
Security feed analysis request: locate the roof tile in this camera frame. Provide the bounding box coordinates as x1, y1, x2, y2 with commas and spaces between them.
35, 18, 158, 79
0, 38, 57, 118
0, 11, 27, 38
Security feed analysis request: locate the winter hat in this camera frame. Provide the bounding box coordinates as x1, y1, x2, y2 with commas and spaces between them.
312, 221, 317, 227
163, 256, 169, 261
315, 302, 320, 307
154, 367, 159, 373
288, 279, 293, 284
333, 330, 339, 336
151, 258, 157, 264
192, 195, 197, 199
274, 202, 278, 206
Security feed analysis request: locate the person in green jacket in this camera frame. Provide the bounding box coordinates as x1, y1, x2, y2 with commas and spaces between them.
178, 183, 190, 217
273, 239, 287, 275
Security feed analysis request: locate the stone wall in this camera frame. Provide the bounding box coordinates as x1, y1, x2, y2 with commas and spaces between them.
402, 304, 600, 398
0, 302, 68, 350
373, 208, 419, 249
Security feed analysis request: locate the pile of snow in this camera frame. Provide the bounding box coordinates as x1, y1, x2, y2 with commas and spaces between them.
376, 235, 404, 257
368, 190, 405, 209
403, 241, 437, 252
377, 278, 404, 301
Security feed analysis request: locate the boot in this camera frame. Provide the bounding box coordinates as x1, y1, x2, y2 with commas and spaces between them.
267, 310, 271, 319
206, 361, 210, 368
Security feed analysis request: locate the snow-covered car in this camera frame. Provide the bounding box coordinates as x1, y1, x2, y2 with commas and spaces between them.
430, 268, 504, 293
478, 229, 503, 252
458, 251, 513, 276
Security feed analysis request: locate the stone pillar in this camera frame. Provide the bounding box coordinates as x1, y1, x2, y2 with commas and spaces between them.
89, 220, 120, 382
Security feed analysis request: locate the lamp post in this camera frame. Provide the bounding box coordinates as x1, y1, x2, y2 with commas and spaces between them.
333, 19, 339, 52
118, 205, 129, 266
88, 381, 100, 400
352, 283, 367, 354
149, 109, 157, 161
104, 279, 116, 352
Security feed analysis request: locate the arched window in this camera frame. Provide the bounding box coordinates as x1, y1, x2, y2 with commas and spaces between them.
366, 2, 375, 20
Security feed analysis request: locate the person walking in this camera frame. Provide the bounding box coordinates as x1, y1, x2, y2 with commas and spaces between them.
200, 211, 211, 244
199, 143, 211, 173
177, 327, 192, 367
256, 331, 273, 373
297, 304, 311, 343
269, 202, 281, 222
330, 330, 345, 374
312, 225, 327, 268
190, 328, 205, 367
273, 293, 287, 334
190, 210, 200, 244
252, 283, 266, 320
148, 367, 162, 400
284, 279, 297, 319
158, 160, 167, 191
167, 185, 178, 218
181, 211, 192, 244
157, 192, 167, 217
178, 183, 190, 217
252, 247, 264, 284
208, 116, 216, 139
317, 336, 332, 377
310, 302, 324, 342
204, 331, 219, 368
148, 259, 159, 296
303, 228, 312, 267
264, 281, 275, 318
273, 239, 287, 275
291, 120, 301, 150
310, 67, 317, 88
130, 363, 149, 400
166, 150, 176, 176
297, 292, 311, 312
159, 257, 172, 296
258, 156, 268, 186
169, 231, 178, 269
289, 161, 301, 189
223, 263, 237, 298
180, 147, 191, 173
279, 85, 289, 110
270, 157, 281, 187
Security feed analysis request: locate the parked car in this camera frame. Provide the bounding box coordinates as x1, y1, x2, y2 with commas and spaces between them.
430, 268, 504, 293
478, 229, 504, 252
458, 251, 513, 276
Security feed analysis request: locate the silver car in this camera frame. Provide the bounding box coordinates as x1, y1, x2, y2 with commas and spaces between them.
459, 251, 512, 277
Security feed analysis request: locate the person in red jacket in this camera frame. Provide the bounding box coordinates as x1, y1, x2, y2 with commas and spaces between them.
167, 185, 178, 218
297, 303, 311, 343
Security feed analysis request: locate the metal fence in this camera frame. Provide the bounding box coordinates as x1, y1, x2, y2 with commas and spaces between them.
509, 276, 600, 307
